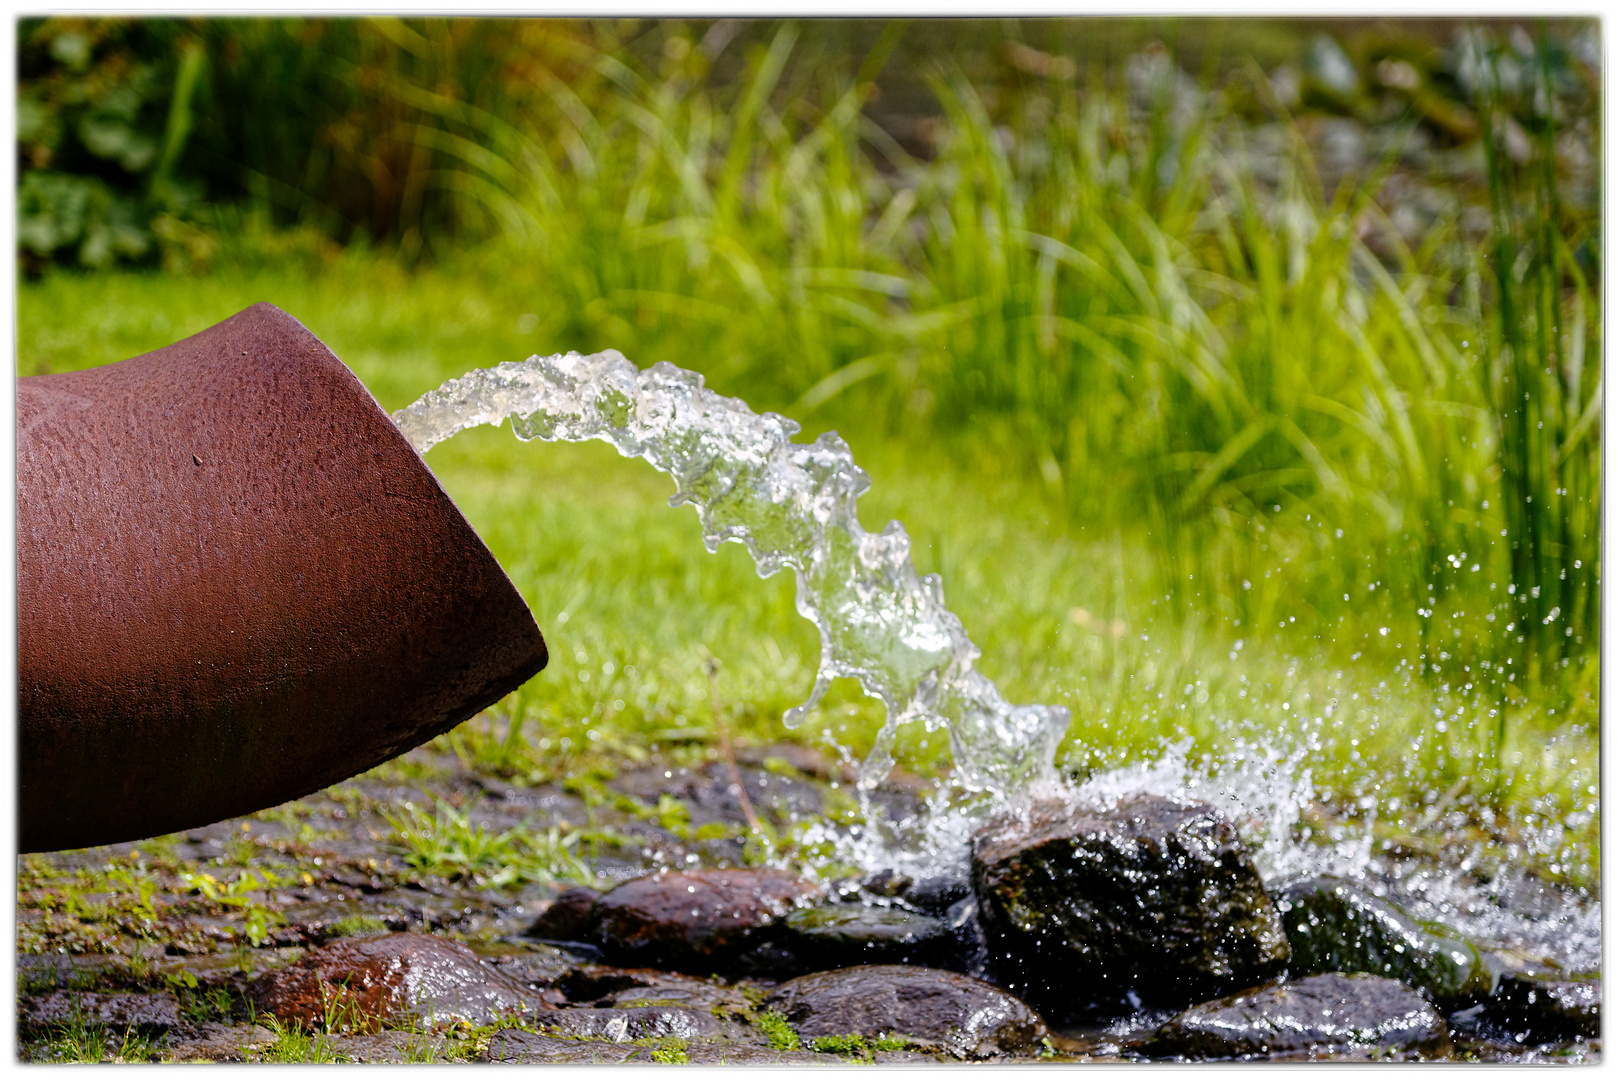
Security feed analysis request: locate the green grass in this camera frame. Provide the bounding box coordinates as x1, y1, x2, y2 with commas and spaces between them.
379, 795, 616, 888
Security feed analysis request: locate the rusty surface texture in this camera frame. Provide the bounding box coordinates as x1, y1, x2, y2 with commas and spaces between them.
17, 302, 547, 852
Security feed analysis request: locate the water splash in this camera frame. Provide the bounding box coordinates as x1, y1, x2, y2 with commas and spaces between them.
394, 349, 1070, 795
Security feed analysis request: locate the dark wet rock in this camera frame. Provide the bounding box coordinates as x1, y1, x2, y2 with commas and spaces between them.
480, 1028, 652, 1063
19, 989, 181, 1031
163, 1022, 278, 1062
524, 885, 600, 942
1484, 971, 1600, 1042
765, 964, 1048, 1059
592, 868, 824, 974
541, 1005, 724, 1041
247, 932, 542, 1030
1145, 973, 1451, 1060
971, 795, 1288, 1013
1276, 876, 1487, 1002
781, 903, 956, 968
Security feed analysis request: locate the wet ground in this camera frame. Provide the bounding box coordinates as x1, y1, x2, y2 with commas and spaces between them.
14, 738, 1601, 1064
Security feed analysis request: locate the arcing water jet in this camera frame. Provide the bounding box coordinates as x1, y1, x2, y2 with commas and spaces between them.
394, 348, 1072, 798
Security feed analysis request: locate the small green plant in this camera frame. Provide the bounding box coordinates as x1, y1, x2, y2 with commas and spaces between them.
183, 868, 286, 946
650, 1037, 691, 1063
253, 1015, 346, 1063
755, 1010, 801, 1051
811, 1032, 870, 1057
326, 914, 389, 939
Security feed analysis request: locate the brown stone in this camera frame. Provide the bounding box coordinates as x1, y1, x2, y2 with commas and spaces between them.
765, 964, 1048, 1059
592, 868, 824, 973
247, 932, 542, 1031
524, 885, 600, 941
540, 1006, 723, 1042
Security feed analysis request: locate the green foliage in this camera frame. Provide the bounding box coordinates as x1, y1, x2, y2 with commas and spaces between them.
811, 1032, 872, 1057
252, 1015, 346, 1063
182, 868, 287, 945
326, 914, 390, 938
755, 1009, 801, 1051
650, 1037, 691, 1063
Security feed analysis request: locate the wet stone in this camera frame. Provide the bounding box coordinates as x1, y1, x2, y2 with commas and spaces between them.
1484, 972, 1601, 1042
591, 868, 824, 974
524, 884, 600, 942
163, 1022, 278, 1062
765, 964, 1049, 1059
971, 794, 1289, 1015
540, 1005, 724, 1042
480, 1028, 652, 1064
1277, 875, 1487, 1003
1144, 973, 1451, 1060
781, 903, 957, 969
248, 931, 541, 1030
19, 989, 181, 1032
470, 940, 579, 991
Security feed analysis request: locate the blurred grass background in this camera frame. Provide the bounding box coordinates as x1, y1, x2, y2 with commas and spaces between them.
15, 16, 1600, 878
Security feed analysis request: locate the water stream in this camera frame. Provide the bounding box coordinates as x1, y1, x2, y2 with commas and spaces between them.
395, 348, 1070, 799
396, 349, 1598, 978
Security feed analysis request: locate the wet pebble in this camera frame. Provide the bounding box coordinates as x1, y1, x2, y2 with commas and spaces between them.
765, 964, 1048, 1059
540, 1005, 723, 1042
781, 903, 956, 969
1144, 972, 1451, 1060
591, 867, 824, 974
524, 884, 600, 941
1276, 875, 1487, 1003
248, 931, 543, 1030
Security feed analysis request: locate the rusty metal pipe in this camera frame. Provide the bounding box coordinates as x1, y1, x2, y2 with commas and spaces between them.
17, 303, 547, 852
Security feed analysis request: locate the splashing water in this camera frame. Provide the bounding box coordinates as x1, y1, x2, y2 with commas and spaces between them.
394, 349, 1070, 796
398, 349, 1599, 977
